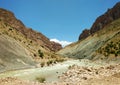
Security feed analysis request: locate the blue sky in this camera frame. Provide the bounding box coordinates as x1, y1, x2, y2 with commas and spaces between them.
0, 0, 119, 46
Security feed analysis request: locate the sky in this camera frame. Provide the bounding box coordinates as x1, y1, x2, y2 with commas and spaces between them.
0, 0, 120, 47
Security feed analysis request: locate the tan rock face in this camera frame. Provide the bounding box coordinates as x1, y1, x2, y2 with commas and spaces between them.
0, 8, 62, 52
79, 2, 120, 40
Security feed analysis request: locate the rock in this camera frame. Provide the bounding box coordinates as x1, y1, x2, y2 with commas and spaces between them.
79, 29, 90, 40
82, 77, 87, 80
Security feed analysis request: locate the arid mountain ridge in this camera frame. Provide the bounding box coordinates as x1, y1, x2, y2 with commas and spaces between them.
79, 2, 120, 40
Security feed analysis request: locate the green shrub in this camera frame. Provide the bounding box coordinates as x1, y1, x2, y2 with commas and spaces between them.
115, 52, 118, 57
68, 65, 72, 69
30, 40, 32, 43
56, 58, 64, 62
38, 49, 44, 58
36, 77, 46, 83
9, 28, 13, 31
41, 62, 45, 67
47, 60, 53, 66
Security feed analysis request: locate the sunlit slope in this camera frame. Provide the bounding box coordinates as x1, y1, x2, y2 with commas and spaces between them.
0, 34, 35, 72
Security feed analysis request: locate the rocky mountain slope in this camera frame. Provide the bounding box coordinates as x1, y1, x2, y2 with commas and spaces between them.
0, 8, 64, 72
57, 2, 120, 61
79, 2, 120, 40
0, 8, 62, 52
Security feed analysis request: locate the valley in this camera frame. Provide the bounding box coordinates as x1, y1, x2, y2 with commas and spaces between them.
0, 1, 120, 85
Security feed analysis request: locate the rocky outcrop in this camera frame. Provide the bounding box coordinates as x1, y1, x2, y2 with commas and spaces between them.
0, 8, 62, 51
79, 2, 120, 40
90, 2, 120, 34
79, 29, 90, 40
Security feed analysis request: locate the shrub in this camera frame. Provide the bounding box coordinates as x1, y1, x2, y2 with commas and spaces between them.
115, 53, 118, 57
68, 65, 72, 69
30, 40, 32, 43
47, 60, 53, 66
34, 53, 37, 57
38, 49, 44, 58
36, 77, 46, 83
56, 58, 64, 62
41, 62, 45, 67
9, 28, 12, 31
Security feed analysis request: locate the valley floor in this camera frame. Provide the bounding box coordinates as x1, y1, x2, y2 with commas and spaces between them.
0, 59, 120, 85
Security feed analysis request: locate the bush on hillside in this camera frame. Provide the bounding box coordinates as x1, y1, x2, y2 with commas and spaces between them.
38, 49, 44, 58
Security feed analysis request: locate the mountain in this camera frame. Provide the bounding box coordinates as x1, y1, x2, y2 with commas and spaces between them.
0, 8, 63, 72
79, 2, 120, 40
57, 2, 120, 61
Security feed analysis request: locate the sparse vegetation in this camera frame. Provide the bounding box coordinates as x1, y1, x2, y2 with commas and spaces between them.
98, 40, 120, 57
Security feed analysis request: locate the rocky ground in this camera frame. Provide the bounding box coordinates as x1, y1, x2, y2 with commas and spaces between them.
0, 77, 68, 85
59, 64, 120, 85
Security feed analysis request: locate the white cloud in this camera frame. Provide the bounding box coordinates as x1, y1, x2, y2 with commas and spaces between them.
50, 38, 72, 47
